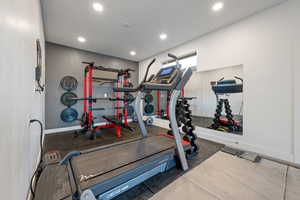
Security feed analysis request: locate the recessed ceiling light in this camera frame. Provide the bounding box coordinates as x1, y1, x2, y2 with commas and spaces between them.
212, 2, 224, 12
77, 36, 86, 43
93, 2, 103, 12
160, 33, 167, 40
130, 51, 136, 56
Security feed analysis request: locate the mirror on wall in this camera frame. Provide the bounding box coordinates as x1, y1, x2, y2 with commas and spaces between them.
185, 65, 244, 135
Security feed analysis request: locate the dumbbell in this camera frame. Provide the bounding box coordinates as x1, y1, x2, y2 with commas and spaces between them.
181, 117, 192, 124
182, 99, 188, 104
182, 125, 195, 133
183, 134, 196, 142
213, 119, 221, 126
167, 130, 173, 136
214, 114, 221, 118
226, 114, 233, 119
169, 120, 182, 128
183, 104, 190, 108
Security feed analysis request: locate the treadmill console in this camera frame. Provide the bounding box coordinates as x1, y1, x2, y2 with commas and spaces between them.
151, 66, 179, 84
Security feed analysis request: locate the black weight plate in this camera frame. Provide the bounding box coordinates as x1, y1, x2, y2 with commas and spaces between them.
144, 104, 154, 114
60, 76, 78, 91
61, 92, 78, 107
61, 108, 78, 122
144, 94, 154, 103
125, 93, 135, 104
126, 105, 134, 116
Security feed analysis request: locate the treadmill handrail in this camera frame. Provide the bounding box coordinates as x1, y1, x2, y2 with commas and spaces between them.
113, 58, 156, 93
113, 87, 138, 93
143, 58, 156, 83
59, 151, 81, 165
141, 82, 177, 91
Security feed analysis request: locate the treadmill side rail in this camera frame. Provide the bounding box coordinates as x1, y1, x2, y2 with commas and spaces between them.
60, 151, 81, 165
84, 152, 173, 200
98, 163, 167, 200
134, 91, 148, 137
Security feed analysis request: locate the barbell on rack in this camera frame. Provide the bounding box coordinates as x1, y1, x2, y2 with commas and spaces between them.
61, 94, 135, 106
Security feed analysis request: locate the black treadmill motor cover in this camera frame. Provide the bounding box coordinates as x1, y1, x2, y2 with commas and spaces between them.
212, 79, 243, 94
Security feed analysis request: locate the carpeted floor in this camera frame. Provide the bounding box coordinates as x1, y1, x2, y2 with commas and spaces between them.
43, 123, 224, 200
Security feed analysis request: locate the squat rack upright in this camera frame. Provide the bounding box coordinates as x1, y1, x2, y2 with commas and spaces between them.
80, 62, 135, 139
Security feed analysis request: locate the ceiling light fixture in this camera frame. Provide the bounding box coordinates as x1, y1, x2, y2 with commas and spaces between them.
77, 36, 86, 43
212, 2, 224, 12
130, 51, 136, 56
93, 2, 104, 12
160, 33, 167, 40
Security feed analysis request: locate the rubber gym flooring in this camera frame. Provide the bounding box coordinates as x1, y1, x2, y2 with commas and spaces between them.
149, 151, 300, 200
43, 123, 224, 200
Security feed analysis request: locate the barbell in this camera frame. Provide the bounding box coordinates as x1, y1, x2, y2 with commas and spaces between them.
61, 94, 135, 106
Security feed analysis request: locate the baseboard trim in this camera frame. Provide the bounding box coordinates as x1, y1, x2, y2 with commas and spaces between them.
195, 126, 294, 163
151, 118, 295, 164
45, 119, 133, 134
153, 118, 169, 129
45, 125, 84, 134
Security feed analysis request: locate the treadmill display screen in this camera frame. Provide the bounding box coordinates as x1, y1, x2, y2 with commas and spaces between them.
159, 67, 174, 76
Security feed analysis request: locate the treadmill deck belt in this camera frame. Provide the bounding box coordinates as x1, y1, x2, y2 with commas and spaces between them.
71, 135, 175, 189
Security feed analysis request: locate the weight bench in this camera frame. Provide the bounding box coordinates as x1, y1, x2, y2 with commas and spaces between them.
103, 115, 134, 132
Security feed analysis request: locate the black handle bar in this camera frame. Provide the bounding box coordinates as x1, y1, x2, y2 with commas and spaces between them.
82, 61, 94, 65
142, 58, 156, 83
218, 77, 224, 82
147, 74, 155, 82
168, 53, 178, 60
234, 76, 243, 82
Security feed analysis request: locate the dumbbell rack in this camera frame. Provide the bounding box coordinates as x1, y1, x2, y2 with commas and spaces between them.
210, 77, 243, 133
167, 97, 198, 156
211, 98, 235, 131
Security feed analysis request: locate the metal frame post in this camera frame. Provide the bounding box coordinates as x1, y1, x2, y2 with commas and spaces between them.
169, 90, 189, 171
166, 91, 170, 119
134, 91, 148, 137
83, 68, 87, 113
115, 78, 121, 120
88, 66, 93, 126
123, 73, 129, 126
156, 91, 160, 116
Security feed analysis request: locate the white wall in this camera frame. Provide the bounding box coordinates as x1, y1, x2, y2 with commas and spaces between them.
139, 0, 299, 164
292, 3, 300, 164
0, 0, 45, 199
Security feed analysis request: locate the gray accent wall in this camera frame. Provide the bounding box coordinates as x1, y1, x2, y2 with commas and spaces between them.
45, 42, 139, 129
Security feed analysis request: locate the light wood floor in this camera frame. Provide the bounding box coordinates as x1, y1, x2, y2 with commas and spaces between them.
150, 152, 300, 200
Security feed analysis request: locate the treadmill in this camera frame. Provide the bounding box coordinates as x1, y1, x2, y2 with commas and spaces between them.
51, 54, 194, 200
